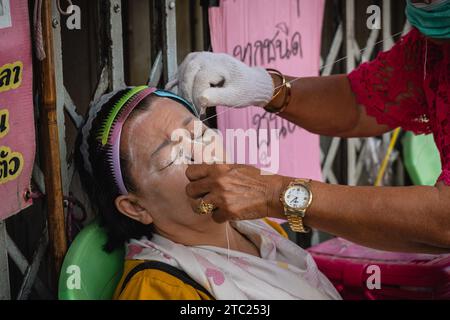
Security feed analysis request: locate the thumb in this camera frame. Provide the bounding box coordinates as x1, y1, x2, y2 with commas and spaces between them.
197, 87, 235, 108
211, 209, 229, 224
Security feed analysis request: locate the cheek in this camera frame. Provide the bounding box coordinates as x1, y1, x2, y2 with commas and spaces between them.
134, 165, 190, 221
164, 163, 190, 190
146, 163, 190, 202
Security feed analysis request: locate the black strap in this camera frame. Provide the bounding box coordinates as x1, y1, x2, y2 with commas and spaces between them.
119, 261, 214, 300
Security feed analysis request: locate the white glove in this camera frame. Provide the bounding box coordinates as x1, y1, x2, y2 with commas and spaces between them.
166, 52, 274, 113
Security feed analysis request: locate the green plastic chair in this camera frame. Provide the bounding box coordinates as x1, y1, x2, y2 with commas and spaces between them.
402, 132, 441, 186
58, 221, 125, 300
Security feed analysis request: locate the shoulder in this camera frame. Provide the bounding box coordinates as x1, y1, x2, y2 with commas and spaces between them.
114, 260, 208, 300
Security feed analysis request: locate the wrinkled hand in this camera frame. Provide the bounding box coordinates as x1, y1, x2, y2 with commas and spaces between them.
185, 164, 288, 223
166, 52, 274, 113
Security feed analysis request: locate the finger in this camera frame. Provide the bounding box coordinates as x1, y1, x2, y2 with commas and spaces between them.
198, 87, 235, 108
179, 63, 201, 105
192, 76, 212, 112
186, 164, 212, 181
211, 209, 233, 224
188, 193, 219, 216
175, 52, 199, 80
185, 178, 214, 199
180, 52, 200, 68
190, 66, 226, 107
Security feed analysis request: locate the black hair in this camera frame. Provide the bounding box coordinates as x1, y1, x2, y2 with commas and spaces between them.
76, 90, 158, 252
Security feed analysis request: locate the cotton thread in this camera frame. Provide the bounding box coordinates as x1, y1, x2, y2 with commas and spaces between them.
226, 223, 231, 265
424, 38, 428, 80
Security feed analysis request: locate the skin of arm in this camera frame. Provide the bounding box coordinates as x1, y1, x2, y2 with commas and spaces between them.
186, 164, 450, 254
185, 74, 450, 254
269, 74, 391, 138
280, 178, 450, 254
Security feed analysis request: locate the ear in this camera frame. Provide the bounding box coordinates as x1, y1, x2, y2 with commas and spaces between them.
115, 195, 153, 225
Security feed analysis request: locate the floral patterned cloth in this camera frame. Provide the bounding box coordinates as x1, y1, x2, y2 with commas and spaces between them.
348, 28, 450, 185
126, 220, 341, 300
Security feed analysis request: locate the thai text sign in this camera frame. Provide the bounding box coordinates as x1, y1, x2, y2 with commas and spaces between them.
0, 0, 35, 220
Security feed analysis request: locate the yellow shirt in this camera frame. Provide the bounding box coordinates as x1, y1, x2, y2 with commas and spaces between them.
113, 219, 288, 300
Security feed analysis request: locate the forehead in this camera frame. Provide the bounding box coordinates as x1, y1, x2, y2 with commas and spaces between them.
135, 97, 193, 130
121, 97, 196, 153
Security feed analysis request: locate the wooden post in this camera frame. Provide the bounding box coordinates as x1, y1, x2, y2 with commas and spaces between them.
40, 0, 67, 281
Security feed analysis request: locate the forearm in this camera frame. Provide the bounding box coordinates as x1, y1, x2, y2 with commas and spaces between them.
269, 74, 358, 135
270, 179, 450, 254
269, 74, 390, 138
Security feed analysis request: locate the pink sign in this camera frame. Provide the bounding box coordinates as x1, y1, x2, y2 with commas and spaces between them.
209, 0, 325, 180
0, 0, 35, 220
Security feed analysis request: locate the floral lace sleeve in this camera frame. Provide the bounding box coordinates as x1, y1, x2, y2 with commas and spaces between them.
348, 28, 450, 186
347, 28, 432, 135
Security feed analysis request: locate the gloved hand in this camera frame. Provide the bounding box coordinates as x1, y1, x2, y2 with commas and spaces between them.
166, 52, 274, 113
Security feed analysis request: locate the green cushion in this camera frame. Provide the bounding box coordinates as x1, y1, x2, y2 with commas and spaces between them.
402, 132, 441, 186
58, 221, 125, 300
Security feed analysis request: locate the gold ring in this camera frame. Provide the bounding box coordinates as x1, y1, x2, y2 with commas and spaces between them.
197, 199, 216, 215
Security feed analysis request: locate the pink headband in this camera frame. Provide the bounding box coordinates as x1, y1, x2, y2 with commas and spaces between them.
108, 87, 157, 195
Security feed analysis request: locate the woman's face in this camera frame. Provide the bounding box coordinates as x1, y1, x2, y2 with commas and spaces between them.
118, 97, 223, 230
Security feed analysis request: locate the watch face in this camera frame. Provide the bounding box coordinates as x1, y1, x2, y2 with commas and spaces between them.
284, 185, 310, 210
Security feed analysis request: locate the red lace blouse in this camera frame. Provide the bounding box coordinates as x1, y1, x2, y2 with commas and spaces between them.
348, 28, 450, 186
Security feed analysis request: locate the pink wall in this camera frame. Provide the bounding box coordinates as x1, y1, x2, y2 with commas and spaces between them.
209, 0, 325, 180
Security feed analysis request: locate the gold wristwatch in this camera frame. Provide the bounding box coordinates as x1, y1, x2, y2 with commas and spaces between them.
280, 179, 313, 233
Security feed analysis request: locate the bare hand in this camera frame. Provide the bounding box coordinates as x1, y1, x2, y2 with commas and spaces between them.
185, 164, 288, 223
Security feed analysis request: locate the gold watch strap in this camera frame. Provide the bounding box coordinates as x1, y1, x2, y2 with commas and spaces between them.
283, 179, 313, 234
286, 213, 310, 233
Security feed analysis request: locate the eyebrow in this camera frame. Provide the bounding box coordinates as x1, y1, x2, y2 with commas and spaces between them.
150, 116, 195, 158
150, 139, 171, 159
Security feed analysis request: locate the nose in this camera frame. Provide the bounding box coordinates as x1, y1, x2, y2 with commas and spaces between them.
193, 132, 226, 164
